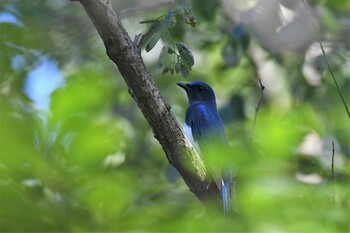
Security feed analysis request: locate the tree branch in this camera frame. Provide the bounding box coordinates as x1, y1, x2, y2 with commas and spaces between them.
72, 0, 220, 204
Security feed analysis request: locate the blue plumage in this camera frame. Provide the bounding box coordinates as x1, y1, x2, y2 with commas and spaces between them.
186, 103, 227, 145
178, 81, 232, 215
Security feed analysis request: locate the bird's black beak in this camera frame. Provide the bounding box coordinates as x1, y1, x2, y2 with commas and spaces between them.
177, 83, 191, 91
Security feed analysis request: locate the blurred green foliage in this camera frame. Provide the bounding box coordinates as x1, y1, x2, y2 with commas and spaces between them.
0, 0, 349, 232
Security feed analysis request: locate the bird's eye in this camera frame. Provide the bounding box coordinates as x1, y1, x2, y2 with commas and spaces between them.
197, 86, 204, 92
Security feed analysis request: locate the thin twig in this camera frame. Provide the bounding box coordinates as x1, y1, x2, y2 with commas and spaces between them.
302, 0, 350, 119
331, 141, 335, 204
253, 78, 265, 132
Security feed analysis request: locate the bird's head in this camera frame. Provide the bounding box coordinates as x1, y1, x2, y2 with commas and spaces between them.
177, 81, 217, 106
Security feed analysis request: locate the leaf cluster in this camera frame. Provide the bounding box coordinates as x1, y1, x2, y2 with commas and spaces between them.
135, 4, 196, 79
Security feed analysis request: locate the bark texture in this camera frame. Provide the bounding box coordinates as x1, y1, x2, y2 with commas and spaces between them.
73, 0, 220, 203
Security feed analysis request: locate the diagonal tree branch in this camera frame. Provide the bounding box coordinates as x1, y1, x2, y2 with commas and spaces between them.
72, 0, 220, 204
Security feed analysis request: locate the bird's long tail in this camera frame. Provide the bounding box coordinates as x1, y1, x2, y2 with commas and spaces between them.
221, 177, 231, 215
221, 165, 233, 215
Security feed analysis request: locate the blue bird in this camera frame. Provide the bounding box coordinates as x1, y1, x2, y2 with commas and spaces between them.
177, 81, 232, 215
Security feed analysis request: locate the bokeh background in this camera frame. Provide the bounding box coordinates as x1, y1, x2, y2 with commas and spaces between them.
1, 0, 349, 231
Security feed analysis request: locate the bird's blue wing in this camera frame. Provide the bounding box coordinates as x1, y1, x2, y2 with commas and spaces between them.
185, 103, 227, 147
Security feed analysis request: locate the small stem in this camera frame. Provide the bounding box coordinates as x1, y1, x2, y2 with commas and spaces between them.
302, 0, 350, 119
253, 78, 265, 132
331, 141, 335, 204
159, 18, 180, 68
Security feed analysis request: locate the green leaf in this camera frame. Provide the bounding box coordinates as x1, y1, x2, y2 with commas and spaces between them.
176, 42, 194, 69
138, 20, 164, 50
145, 33, 161, 52
180, 64, 190, 79
158, 46, 169, 68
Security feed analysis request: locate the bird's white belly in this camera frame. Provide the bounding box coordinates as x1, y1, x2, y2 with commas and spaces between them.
184, 123, 201, 154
